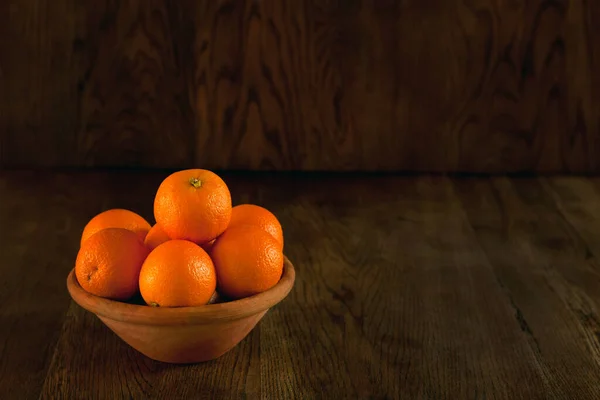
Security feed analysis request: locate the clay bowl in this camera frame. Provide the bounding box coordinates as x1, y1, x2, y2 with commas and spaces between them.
66, 256, 295, 364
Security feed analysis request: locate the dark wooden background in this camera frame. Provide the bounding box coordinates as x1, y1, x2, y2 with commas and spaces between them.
1, 0, 599, 172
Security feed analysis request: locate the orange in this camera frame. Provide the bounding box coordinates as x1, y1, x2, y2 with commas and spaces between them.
229, 204, 284, 250
211, 225, 284, 300
144, 223, 171, 251
75, 228, 149, 300
139, 240, 217, 307
153, 169, 232, 244
80, 208, 151, 246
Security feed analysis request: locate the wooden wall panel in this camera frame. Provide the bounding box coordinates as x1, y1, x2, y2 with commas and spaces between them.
1, 0, 599, 172
0, 0, 195, 168
0, 0, 82, 167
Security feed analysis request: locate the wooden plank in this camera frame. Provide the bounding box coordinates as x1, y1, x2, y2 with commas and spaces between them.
0, 0, 194, 168
4, 172, 600, 398
40, 174, 557, 398
0, 0, 82, 167
0, 171, 78, 399
542, 177, 600, 256
40, 302, 266, 399
0, 171, 162, 399
1, 0, 600, 171
74, 0, 196, 168
191, 0, 600, 172
454, 177, 600, 399
358, 176, 547, 398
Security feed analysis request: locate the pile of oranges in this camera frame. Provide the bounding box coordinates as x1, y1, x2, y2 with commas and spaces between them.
74, 169, 285, 307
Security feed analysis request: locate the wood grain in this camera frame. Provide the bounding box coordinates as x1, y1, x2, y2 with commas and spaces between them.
0, 0, 195, 168
75, 0, 196, 168
0, 170, 161, 399
454, 177, 600, 398
0, 171, 79, 399
0, 0, 82, 167
1, 0, 600, 171
4, 171, 600, 397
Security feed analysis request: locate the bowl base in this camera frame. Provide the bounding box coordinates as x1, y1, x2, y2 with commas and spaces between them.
98, 311, 267, 364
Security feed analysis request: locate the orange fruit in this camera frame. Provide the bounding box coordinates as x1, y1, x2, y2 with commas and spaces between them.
211, 225, 284, 300
229, 204, 284, 250
144, 223, 171, 251
75, 228, 149, 300
139, 240, 217, 307
154, 169, 232, 244
81, 208, 151, 246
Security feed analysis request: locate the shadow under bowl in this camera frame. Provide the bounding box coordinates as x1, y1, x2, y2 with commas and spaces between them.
66, 256, 296, 364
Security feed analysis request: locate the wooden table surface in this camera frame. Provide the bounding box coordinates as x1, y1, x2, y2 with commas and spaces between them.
2, 170, 600, 399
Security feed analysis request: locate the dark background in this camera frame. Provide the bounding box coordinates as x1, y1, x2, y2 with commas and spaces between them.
2, 0, 598, 172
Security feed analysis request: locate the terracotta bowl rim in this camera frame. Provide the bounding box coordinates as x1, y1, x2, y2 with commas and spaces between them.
67, 256, 296, 326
